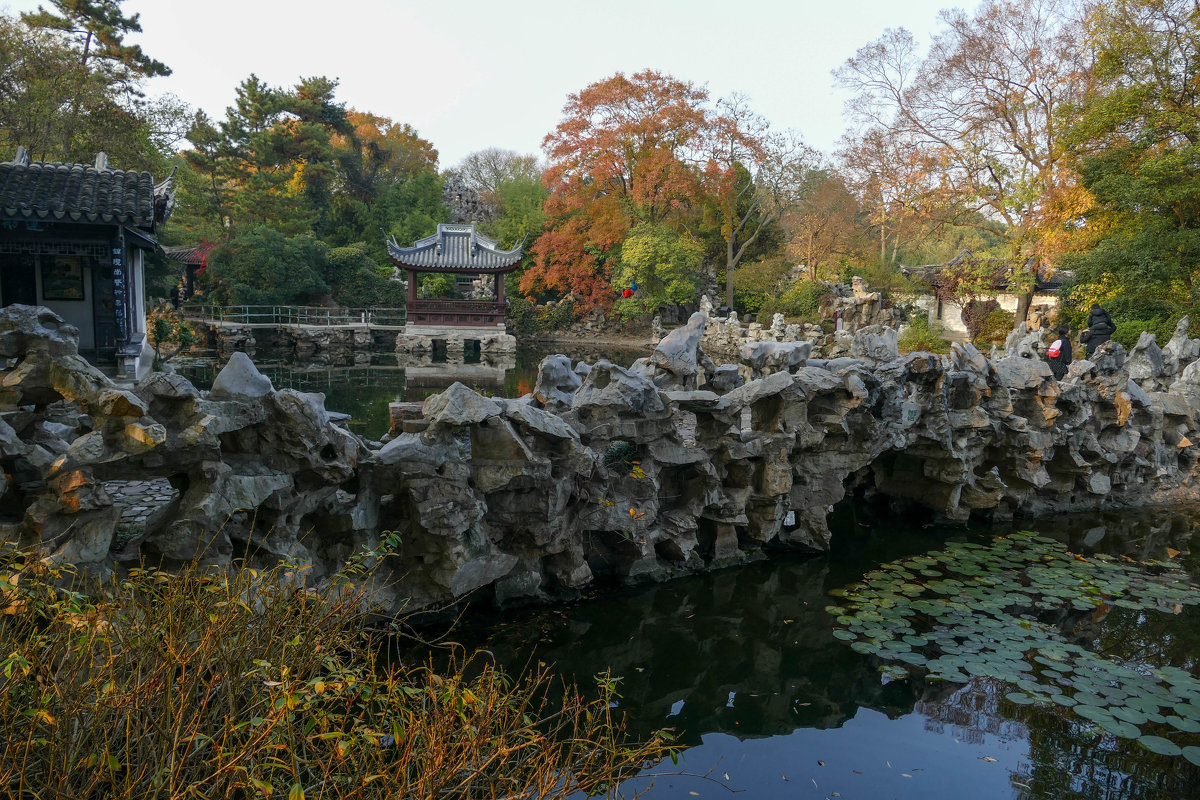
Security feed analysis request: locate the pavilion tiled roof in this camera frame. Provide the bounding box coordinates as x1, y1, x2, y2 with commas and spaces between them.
0, 146, 174, 231
387, 223, 523, 273
162, 244, 208, 265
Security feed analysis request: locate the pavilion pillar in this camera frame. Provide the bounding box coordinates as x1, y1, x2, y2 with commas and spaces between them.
494, 272, 505, 309
407, 269, 418, 306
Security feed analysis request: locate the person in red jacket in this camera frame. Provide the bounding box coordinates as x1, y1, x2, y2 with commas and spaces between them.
1046, 325, 1073, 380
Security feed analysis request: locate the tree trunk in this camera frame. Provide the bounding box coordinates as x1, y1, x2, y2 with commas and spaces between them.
725, 239, 735, 310
1015, 289, 1033, 324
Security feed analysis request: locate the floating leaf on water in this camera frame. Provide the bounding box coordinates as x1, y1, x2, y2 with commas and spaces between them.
1138, 735, 1183, 756
1006, 692, 1034, 705
1074, 704, 1113, 724
1111, 706, 1149, 726
1098, 717, 1141, 739
1165, 715, 1200, 733
1182, 746, 1200, 767
832, 629, 858, 641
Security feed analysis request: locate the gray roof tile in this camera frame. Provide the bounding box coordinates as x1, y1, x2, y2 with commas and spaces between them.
387, 223, 523, 272
0, 148, 174, 230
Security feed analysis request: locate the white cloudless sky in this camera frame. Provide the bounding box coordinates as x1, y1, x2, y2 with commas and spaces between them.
2, 0, 963, 168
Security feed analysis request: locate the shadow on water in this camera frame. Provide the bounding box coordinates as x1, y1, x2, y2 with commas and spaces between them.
423, 505, 1200, 800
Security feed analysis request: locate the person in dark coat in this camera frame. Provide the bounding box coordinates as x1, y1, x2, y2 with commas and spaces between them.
1084, 304, 1115, 357
1046, 325, 1073, 380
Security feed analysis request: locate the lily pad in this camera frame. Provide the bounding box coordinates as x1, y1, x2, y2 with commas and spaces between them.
1138, 735, 1183, 756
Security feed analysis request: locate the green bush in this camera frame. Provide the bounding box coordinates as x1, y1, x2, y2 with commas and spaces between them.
758, 280, 831, 322
418, 273, 458, 299
325, 243, 406, 307
732, 258, 790, 315
973, 309, 1016, 348
202, 227, 329, 306
899, 315, 952, 354
506, 297, 578, 336
0, 548, 672, 798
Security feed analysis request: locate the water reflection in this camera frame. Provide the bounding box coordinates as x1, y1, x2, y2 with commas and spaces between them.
175, 344, 647, 439
439, 507, 1200, 799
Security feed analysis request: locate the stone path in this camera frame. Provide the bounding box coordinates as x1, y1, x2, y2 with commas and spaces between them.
103, 478, 179, 548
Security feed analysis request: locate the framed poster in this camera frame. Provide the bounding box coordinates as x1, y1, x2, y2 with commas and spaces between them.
41, 256, 85, 301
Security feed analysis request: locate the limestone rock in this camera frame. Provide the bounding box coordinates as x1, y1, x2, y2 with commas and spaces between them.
209, 352, 274, 399
533, 354, 582, 408
649, 311, 708, 390
423, 382, 503, 427
739, 341, 812, 375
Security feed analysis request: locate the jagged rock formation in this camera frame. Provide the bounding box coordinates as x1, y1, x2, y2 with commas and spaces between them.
3, 305, 1200, 614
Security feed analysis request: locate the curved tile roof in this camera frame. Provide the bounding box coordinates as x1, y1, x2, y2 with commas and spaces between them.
0, 147, 174, 231
387, 223, 523, 272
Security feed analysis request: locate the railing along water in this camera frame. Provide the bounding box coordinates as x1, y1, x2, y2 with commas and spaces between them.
183, 306, 407, 327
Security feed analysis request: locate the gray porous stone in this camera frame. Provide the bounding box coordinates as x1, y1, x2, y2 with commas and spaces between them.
533, 354, 582, 408
649, 311, 709, 390
2, 305, 1200, 613
209, 352, 274, 399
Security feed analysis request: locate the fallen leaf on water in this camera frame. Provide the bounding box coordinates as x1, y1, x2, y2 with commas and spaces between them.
980, 756, 998, 763
1167, 547, 1181, 559
817, 760, 825, 767
811, 778, 818, 789
723, 773, 729, 781
902, 773, 913, 778
853, 770, 863, 775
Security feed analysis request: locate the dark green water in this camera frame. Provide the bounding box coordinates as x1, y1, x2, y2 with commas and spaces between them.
175, 344, 647, 440
177, 345, 1200, 797
437, 507, 1200, 800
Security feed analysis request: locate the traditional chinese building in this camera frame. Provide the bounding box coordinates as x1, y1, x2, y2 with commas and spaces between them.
387, 223, 520, 357
0, 147, 174, 377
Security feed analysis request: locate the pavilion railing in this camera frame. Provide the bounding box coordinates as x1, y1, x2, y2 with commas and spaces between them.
183, 306, 407, 327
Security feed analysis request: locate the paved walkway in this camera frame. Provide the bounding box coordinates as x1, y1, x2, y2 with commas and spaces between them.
103, 478, 179, 547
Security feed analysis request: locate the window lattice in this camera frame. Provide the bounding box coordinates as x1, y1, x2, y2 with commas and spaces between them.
0, 241, 109, 258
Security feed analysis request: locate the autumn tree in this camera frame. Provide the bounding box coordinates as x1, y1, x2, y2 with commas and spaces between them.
705, 94, 815, 308
781, 168, 870, 280
179, 75, 354, 237
525, 70, 710, 308
836, 0, 1093, 317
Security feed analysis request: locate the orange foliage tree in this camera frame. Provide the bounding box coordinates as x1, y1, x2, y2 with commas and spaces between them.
524, 70, 711, 309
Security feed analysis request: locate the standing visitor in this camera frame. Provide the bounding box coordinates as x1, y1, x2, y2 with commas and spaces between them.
1046, 325, 1073, 380
1083, 304, 1115, 357
169, 284, 181, 310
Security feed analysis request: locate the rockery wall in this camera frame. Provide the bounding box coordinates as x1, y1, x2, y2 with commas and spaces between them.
3, 305, 1200, 613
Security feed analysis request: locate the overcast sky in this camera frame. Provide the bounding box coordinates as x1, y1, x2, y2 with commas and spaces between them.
3, 0, 959, 168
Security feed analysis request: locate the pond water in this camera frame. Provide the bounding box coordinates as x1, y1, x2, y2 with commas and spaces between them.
178, 343, 1200, 797
174, 343, 648, 440
436, 506, 1200, 800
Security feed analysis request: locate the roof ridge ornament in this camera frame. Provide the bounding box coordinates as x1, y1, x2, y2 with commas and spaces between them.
94, 151, 109, 171
12, 146, 30, 167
